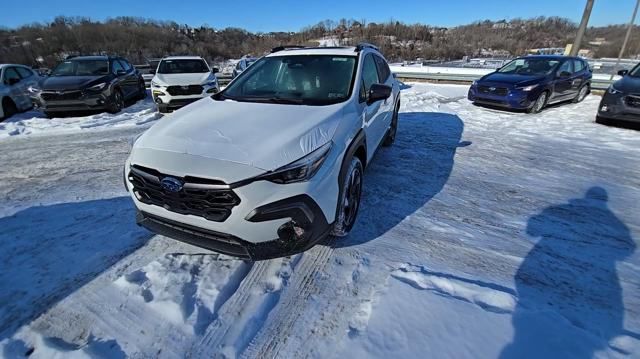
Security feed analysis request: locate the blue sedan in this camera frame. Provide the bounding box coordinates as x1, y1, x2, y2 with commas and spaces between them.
468, 55, 592, 113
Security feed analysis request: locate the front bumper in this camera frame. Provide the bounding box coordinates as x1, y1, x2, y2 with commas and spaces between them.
152, 86, 218, 112
34, 92, 110, 112
597, 92, 640, 123
468, 85, 536, 109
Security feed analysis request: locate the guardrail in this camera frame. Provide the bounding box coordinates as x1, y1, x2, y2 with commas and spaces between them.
390, 65, 617, 90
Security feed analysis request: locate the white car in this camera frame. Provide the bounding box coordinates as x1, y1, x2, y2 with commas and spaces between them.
125, 44, 400, 260
150, 56, 219, 113
0, 64, 42, 120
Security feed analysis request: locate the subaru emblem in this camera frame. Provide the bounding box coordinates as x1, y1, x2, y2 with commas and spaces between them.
181, 85, 189, 90
160, 177, 183, 192
489, 87, 496, 91
56, 90, 64, 95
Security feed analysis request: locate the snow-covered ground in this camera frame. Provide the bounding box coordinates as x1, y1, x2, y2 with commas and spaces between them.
1, 84, 638, 358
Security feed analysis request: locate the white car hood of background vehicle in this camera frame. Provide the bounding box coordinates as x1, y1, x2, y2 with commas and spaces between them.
134, 97, 343, 173
153, 72, 214, 86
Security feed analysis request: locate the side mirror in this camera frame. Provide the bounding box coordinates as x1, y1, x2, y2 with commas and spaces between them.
618, 69, 629, 76
212, 67, 219, 74
558, 71, 571, 78
116, 69, 127, 76
7, 77, 20, 85
367, 83, 392, 104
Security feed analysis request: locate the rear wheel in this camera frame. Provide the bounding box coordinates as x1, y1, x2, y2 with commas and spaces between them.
1, 98, 17, 121
527, 91, 548, 114
108, 89, 124, 114
382, 101, 399, 147
573, 84, 589, 103
331, 156, 364, 237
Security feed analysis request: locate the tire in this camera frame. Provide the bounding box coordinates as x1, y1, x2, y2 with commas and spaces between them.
331, 156, 364, 237
108, 89, 124, 114
527, 91, 548, 114
573, 84, 589, 103
382, 101, 399, 147
1, 98, 17, 121
137, 81, 147, 101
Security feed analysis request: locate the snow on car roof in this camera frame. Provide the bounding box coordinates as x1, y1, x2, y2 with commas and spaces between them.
266, 47, 359, 57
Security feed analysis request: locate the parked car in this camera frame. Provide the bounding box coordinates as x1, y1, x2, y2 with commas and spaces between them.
0, 64, 42, 120
150, 56, 219, 113
232, 57, 257, 78
597, 64, 640, 126
125, 44, 400, 260
33, 55, 146, 117
138, 58, 161, 88
468, 55, 592, 113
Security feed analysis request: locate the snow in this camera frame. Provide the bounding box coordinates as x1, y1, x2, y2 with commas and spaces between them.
1, 83, 639, 358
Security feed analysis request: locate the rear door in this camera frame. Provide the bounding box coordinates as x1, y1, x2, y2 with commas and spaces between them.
118, 59, 139, 98
373, 54, 394, 131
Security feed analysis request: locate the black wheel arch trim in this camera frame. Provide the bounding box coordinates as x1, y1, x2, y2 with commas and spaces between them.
334, 129, 366, 223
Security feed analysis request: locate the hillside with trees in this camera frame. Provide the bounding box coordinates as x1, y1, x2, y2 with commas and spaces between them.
1, 16, 637, 67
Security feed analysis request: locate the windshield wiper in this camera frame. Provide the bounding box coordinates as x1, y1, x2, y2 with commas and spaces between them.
230, 96, 306, 105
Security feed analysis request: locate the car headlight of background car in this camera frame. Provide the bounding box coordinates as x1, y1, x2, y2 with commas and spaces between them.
87, 82, 107, 91
607, 85, 623, 95
27, 86, 41, 95
517, 84, 538, 92
257, 142, 332, 184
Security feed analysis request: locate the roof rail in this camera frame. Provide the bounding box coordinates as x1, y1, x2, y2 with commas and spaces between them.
271, 45, 307, 53
355, 43, 379, 52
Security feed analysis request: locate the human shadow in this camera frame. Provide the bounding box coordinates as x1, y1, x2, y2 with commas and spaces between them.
0, 197, 151, 341
500, 187, 637, 358
331, 112, 469, 248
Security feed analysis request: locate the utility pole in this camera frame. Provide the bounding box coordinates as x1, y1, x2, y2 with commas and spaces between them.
570, 0, 595, 56
611, 0, 640, 80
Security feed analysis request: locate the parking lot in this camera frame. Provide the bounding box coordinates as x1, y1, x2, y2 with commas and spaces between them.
1, 83, 639, 357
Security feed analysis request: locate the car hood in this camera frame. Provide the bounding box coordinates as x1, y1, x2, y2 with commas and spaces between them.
613, 75, 640, 93
479, 72, 546, 86
41, 75, 108, 91
134, 97, 343, 175
154, 72, 214, 86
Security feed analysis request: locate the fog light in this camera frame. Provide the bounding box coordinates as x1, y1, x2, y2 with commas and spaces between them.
277, 221, 307, 244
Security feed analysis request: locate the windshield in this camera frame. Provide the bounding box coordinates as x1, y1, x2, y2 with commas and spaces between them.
629, 64, 640, 77
158, 59, 209, 74
220, 55, 357, 105
50, 60, 109, 76
498, 58, 560, 76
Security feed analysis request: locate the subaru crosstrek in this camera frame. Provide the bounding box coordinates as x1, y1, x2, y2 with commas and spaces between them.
125, 44, 400, 260
597, 63, 640, 126
150, 56, 219, 113
33, 55, 146, 117
468, 55, 592, 113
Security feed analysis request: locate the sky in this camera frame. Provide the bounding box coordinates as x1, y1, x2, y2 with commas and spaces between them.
0, 0, 637, 32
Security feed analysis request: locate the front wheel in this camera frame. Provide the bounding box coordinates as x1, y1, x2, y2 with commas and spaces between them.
527, 91, 548, 114
108, 90, 124, 114
331, 156, 364, 237
573, 85, 589, 103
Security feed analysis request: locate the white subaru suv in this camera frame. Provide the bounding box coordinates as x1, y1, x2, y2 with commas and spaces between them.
125, 44, 400, 260
150, 56, 219, 113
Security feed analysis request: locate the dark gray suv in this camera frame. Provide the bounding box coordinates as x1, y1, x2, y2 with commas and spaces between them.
597, 64, 640, 126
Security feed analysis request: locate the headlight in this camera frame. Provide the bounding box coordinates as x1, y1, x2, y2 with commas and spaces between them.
471, 80, 478, 86
257, 142, 332, 184
27, 86, 41, 94
88, 82, 107, 91
608, 85, 622, 95
151, 80, 163, 88
518, 84, 538, 92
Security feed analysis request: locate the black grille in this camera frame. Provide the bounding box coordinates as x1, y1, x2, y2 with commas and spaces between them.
128, 165, 240, 222
478, 86, 509, 96
41, 91, 83, 101
166, 85, 203, 96
624, 95, 640, 108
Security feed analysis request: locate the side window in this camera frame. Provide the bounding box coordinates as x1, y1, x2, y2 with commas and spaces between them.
557, 60, 573, 75
3, 67, 21, 85
373, 55, 391, 82
119, 59, 132, 71
16, 67, 34, 79
573, 59, 584, 73
112, 60, 125, 74
360, 54, 379, 102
